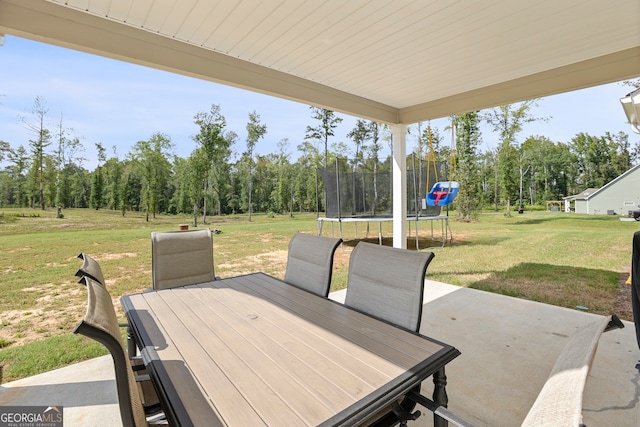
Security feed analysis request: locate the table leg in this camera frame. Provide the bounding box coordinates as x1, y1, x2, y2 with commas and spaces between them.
127, 324, 137, 357
433, 367, 449, 427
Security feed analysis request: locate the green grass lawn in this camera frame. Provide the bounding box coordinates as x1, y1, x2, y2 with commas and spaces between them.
0, 207, 636, 382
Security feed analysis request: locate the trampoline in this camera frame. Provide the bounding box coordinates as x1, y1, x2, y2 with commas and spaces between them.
317, 155, 452, 249
317, 214, 449, 249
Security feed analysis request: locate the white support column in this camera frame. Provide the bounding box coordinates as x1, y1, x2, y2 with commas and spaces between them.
390, 124, 407, 249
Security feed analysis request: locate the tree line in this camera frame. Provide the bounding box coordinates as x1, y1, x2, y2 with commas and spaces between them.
0, 96, 638, 222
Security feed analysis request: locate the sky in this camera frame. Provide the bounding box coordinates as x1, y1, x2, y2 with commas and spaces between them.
1, 34, 638, 171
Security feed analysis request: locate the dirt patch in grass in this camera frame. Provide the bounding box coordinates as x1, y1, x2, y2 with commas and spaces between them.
257, 233, 276, 243
0, 282, 86, 347
332, 246, 351, 269
6, 246, 33, 254
99, 252, 138, 260
218, 250, 288, 277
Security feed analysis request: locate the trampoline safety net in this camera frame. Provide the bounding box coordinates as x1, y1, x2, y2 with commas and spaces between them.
321, 158, 448, 219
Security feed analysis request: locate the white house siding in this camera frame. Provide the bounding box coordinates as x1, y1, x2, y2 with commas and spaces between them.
584, 165, 640, 215
574, 200, 588, 214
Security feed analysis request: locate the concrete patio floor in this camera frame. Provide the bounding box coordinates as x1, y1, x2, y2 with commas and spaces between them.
1, 280, 638, 426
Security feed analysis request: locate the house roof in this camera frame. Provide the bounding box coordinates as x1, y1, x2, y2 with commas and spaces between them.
565, 188, 600, 201
1, 0, 639, 124
583, 164, 640, 200
565, 164, 640, 201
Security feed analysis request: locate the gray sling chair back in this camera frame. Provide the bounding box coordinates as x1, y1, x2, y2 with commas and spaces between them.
345, 242, 434, 332
344, 242, 435, 427
75, 252, 106, 286
284, 232, 343, 297
74, 276, 165, 427
76, 252, 140, 357
151, 228, 217, 290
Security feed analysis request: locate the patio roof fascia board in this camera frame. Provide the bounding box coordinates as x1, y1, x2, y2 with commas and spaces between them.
398, 46, 640, 123
0, 0, 400, 125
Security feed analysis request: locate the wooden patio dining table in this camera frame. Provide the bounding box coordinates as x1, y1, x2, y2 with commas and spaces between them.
121, 272, 460, 426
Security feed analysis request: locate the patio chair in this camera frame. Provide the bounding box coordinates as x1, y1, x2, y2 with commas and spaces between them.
345, 242, 434, 331
284, 232, 342, 297
405, 314, 625, 427
151, 228, 217, 290
74, 276, 165, 427
75, 252, 105, 286
344, 242, 434, 426
76, 252, 140, 357
520, 314, 624, 427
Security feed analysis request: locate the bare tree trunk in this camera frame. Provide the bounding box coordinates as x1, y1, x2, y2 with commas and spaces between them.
372, 160, 378, 215
248, 163, 252, 222
39, 149, 45, 210
519, 163, 523, 209
202, 179, 208, 224
494, 165, 499, 211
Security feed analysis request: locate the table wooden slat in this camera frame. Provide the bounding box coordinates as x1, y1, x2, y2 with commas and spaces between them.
167, 285, 333, 425
207, 278, 398, 384
122, 273, 460, 426
130, 291, 273, 426
240, 273, 447, 358
184, 283, 371, 410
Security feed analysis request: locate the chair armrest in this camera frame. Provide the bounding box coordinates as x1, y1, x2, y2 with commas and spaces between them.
521, 314, 624, 427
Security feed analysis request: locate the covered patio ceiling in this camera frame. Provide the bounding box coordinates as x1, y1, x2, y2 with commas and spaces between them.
1, 0, 639, 125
